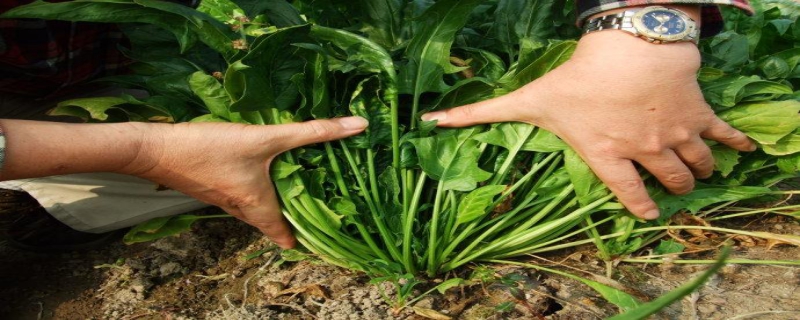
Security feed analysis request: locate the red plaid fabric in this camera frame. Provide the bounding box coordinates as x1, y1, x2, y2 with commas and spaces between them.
575, 0, 754, 37
0, 0, 130, 97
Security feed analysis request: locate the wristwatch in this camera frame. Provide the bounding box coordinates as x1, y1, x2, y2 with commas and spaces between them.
583, 6, 699, 44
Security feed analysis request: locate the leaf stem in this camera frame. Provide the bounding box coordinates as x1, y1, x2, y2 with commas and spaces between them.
325, 143, 351, 198
707, 203, 800, 221
340, 141, 402, 262
443, 193, 612, 271
403, 172, 427, 274
367, 149, 387, 214
439, 152, 559, 261
584, 215, 611, 260
621, 258, 800, 265
426, 179, 447, 277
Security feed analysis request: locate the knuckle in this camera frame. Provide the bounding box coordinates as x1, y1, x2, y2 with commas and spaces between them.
640, 144, 663, 156
452, 104, 478, 119
306, 121, 335, 140
639, 138, 667, 155
591, 142, 619, 157
690, 154, 714, 167
719, 129, 743, 141
709, 122, 745, 141
613, 178, 645, 194
663, 172, 695, 194
688, 157, 715, 174
663, 171, 693, 185
730, 132, 748, 143
672, 130, 694, 144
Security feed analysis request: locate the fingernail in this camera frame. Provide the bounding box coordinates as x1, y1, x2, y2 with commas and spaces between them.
338, 116, 369, 130
747, 144, 757, 152
421, 111, 446, 122
643, 210, 660, 220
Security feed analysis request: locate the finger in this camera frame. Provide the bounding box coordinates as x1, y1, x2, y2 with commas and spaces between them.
223, 183, 296, 249
636, 150, 695, 195
673, 138, 715, 179
584, 157, 660, 220
702, 117, 756, 152
420, 92, 529, 127
269, 116, 369, 152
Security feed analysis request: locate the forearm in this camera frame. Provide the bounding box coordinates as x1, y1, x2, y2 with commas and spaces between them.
0, 119, 157, 181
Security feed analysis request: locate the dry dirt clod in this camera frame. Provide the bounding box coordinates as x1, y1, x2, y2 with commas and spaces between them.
276, 284, 330, 299
129, 277, 154, 295
262, 281, 285, 297
159, 262, 183, 277
696, 303, 718, 315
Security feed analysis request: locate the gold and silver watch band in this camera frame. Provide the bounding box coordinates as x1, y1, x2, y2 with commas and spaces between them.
583, 9, 700, 44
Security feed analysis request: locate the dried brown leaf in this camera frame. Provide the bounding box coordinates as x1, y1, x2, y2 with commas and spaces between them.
731, 235, 758, 247
766, 238, 798, 250
446, 297, 477, 317
412, 306, 453, 320
751, 231, 800, 249
276, 284, 329, 299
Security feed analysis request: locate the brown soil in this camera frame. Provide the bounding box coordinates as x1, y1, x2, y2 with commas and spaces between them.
1, 210, 799, 320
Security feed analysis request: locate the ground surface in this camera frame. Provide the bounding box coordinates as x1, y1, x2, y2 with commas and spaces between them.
0, 208, 799, 320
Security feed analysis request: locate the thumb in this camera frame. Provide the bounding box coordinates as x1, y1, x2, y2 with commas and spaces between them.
220, 180, 297, 249
270, 116, 368, 152
420, 92, 528, 127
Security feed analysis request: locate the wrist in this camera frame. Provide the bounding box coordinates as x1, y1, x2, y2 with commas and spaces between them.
583, 5, 701, 46
115, 122, 167, 177
573, 30, 701, 72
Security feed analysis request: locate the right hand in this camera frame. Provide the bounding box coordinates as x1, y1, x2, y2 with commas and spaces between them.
121, 117, 368, 248
422, 32, 754, 220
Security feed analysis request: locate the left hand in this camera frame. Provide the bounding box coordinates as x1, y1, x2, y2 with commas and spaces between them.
422, 31, 755, 220
120, 117, 368, 248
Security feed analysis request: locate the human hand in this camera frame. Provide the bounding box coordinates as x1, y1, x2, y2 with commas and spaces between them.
121, 117, 368, 248
421, 31, 755, 220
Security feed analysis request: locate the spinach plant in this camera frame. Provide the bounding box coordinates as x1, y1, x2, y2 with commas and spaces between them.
4, 0, 799, 280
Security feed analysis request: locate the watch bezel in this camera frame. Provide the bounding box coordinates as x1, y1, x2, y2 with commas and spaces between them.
632, 6, 695, 42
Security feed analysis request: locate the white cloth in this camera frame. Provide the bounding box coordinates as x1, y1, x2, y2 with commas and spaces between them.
1, 173, 208, 233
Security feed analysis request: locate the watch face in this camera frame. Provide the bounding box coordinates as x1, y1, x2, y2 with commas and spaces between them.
641, 10, 686, 36
632, 7, 695, 42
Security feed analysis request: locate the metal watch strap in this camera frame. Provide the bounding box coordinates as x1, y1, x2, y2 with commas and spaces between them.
584, 11, 638, 33
583, 10, 700, 44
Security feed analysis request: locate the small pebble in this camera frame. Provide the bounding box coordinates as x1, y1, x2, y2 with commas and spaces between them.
698, 303, 718, 314
706, 297, 727, 305
721, 264, 740, 275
